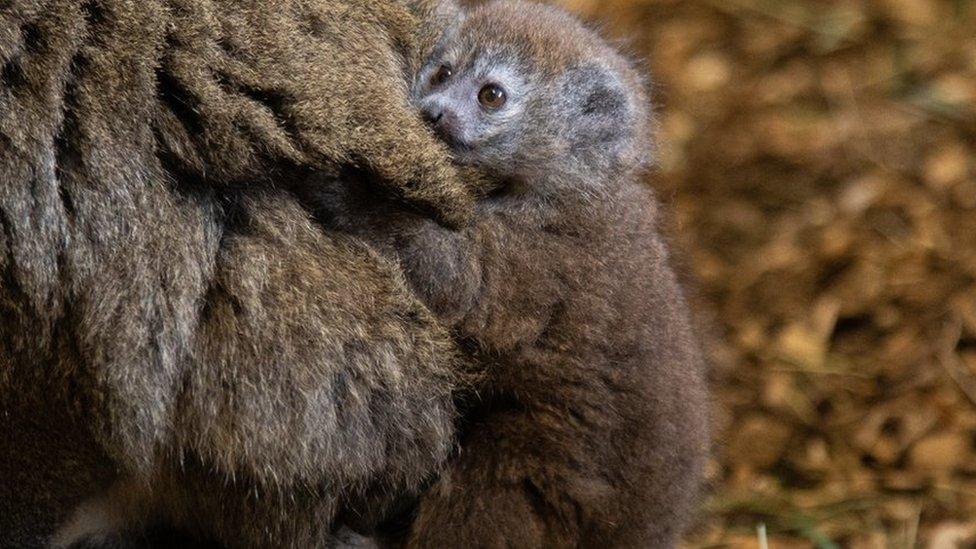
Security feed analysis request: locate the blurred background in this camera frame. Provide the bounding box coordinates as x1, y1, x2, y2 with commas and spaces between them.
548, 0, 976, 546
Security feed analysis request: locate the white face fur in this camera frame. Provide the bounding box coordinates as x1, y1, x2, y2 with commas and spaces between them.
411, 14, 642, 193
412, 47, 534, 171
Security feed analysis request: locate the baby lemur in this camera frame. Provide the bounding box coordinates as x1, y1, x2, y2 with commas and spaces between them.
319, 1, 709, 546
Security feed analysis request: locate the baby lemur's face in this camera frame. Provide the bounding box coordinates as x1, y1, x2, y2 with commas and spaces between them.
412, 1, 650, 185
413, 39, 531, 173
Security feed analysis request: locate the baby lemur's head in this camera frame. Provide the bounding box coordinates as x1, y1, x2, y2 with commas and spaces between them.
412, 1, 653, 191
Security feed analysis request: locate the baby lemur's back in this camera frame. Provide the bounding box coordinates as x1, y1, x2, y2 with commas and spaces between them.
316, 1, 709, 545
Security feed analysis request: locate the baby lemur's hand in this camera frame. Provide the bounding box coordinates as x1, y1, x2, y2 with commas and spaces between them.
304, 166, 483, 326
357, 130, 475, 229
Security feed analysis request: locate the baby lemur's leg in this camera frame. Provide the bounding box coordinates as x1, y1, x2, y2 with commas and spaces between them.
404, 406, 582, 548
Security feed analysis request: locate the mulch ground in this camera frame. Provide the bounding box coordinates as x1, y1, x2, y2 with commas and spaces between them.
557, 0, 976, 546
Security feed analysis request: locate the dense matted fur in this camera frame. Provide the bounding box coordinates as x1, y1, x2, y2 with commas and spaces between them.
313, 2, 708, 546
0, 0, 471, 546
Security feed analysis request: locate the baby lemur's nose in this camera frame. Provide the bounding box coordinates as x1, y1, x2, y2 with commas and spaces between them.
422, 107, 444, 126
422, 105, 460, 144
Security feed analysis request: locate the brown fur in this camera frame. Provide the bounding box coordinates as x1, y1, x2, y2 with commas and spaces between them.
1, 0, 472, 546
314, 164, 708, 549
0, 0, 706, 545
312, 2, 709, 546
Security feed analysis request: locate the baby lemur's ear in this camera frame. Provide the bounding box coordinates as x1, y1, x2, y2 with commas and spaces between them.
558, 64, 639, 167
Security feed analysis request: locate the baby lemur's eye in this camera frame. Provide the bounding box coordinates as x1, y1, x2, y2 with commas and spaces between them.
478, 84, 507, 110
430, 64, 453, 86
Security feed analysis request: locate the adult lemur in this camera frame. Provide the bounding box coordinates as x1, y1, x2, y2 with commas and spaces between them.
2, 0, 472, 546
